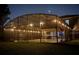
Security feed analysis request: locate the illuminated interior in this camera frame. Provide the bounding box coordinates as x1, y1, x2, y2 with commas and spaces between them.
4, 13, 70, 43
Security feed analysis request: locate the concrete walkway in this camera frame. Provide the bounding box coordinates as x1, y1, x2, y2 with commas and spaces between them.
28, 39, 65, 43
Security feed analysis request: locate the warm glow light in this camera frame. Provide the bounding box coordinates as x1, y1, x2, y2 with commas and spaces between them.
43, 31, 46, 34
67, 26, 70, 29
13, 26, 16, 29
27, 30, 40, 33
58, 21, 61, 24
68, 27, 70, 29
62, 23, 64, 26
68, 27, 69, 29
73, 26, 77, 30
28, 30, 32, 32
40, 21, 44, 26
10, 28, 14, 31
30, 31, 32, 32
64, 25, 67, 27
14, 40, 18, 42
53, 19, 63, 25
17, 29, 21, 32
29, 23, 34, 27
4, 28, 6, 31
23, 30, 25, 32
53, 19, 57, 23
37, 31, 40, 33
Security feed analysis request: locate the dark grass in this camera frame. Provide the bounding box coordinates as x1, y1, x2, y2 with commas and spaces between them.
0, 42, 79, 55
65, 39, 79, 45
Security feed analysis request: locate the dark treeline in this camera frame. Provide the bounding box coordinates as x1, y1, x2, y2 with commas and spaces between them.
0, 4, 10, 41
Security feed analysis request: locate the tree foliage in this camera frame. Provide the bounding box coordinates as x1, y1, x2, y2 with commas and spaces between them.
0, 4, 10, 26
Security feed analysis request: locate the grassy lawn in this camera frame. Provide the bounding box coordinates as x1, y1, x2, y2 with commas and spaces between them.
65, 39, 79, 45
0, 42, 79, 55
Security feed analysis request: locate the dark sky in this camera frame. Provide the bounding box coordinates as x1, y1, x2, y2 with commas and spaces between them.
8, 4, 79, 19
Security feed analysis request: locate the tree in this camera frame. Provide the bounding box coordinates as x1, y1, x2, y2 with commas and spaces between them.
0, 4, 10, 41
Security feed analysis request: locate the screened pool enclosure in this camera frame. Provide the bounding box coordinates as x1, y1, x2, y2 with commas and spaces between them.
4, 13, 70, 43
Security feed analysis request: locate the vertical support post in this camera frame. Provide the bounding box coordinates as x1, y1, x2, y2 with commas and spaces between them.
40, 27, 42, 43
56, 16, 58, 43
39, 15, 41, 43
27, 15, 29, 43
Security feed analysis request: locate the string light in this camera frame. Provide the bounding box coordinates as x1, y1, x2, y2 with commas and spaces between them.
10, 28, 14, 31
40, 21, 44, 26
53, 19, 57, 23
29, 23, 34, 27
13, 26, 16, 29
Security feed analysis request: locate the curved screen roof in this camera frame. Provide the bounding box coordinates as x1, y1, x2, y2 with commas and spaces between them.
4, 13, 66, 29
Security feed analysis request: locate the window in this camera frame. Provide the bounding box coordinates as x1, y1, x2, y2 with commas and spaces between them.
65, 20, 69, 25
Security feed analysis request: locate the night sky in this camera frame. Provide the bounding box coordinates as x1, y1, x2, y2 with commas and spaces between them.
8, 4, 79, 19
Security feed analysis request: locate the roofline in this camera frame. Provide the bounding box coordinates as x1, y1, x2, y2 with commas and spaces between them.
22, 13, 58, 16
4, 13, 58, 27
60, 15, 79, 18
9, 13, 58, 22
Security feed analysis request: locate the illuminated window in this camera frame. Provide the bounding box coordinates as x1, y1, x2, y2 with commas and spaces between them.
65, 20, 69, 25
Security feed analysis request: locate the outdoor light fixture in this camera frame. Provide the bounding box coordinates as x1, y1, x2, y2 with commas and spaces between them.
37, 31, 40, 33
58, 21, 61, 24
53, 19, 68, 29
27, 30, 40, 33
66, 26, 70, 29
62, 23, 64, 26
13, 26, 16, 29
73, 26, 77, 30
17, 29, 21, 32
67, 27, 69, 29
14, 40, 18, 42
29, 23, 34, 27
29, 31, 32, 32
23, 30, 26, 32
64, 25, 67, 27
4, 28, 6, 31
39, 21, 44, 43
40, 21, 44, 26
10, 28, 14, 31
53, 19, 57, 23
53, 19, 63, 25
